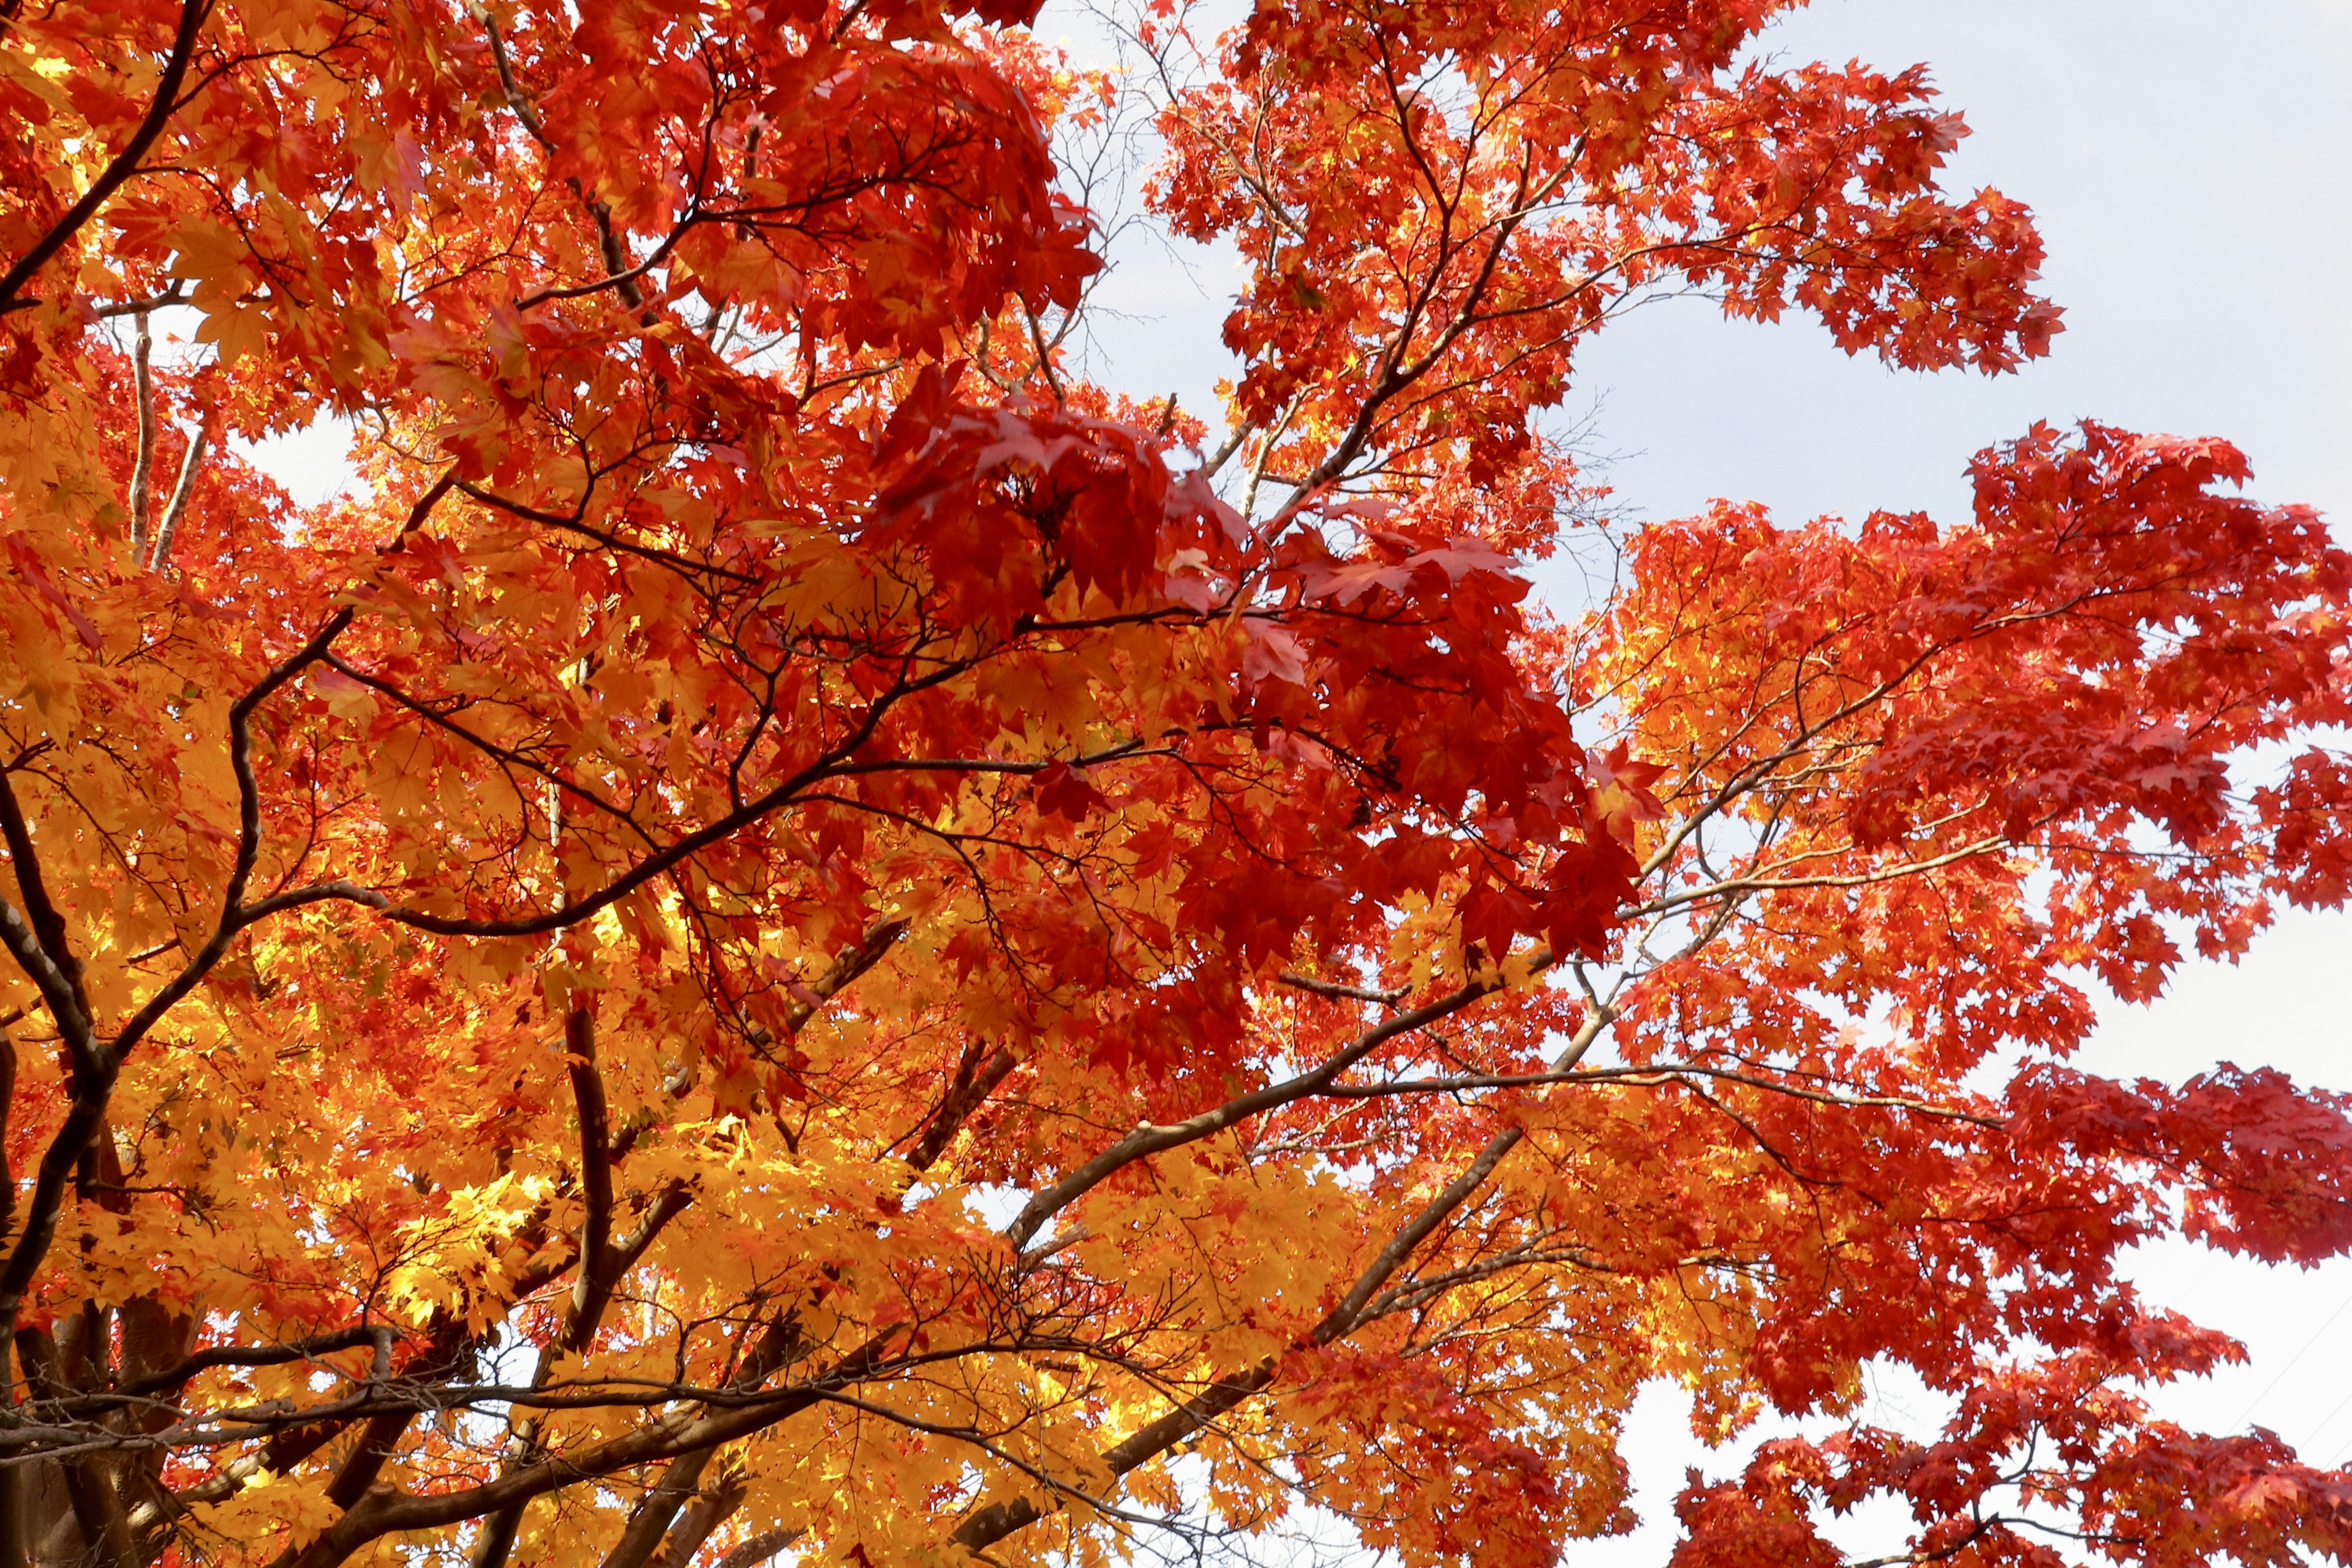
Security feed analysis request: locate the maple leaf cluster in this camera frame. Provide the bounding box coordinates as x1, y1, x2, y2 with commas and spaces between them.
0, 1, 2346, 1566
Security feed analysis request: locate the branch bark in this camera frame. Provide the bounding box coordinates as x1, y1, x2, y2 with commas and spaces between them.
0, 0, 212, 315
126, 314, 156, 560
146, 423, 208, 575
708, 1528, 801, 1568
471, 5, 647, 312
470, 1005, 622, 1568
1003, 955, 1550, 1251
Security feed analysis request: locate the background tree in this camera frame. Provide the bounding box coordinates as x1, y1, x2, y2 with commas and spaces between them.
0, 1, 2348, 1566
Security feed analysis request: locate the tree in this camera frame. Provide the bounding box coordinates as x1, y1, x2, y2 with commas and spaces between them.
0, 0, 2348, 1564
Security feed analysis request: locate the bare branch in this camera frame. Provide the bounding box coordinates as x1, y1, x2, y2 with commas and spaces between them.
959, 981, 1621, 1553
127, 312, 156, 560
1318, 1062, 2003, 1126
1275, 971, 1408, 1006
470, 4, 646, 311
905, 1046, 1017, 1173
146, 423, 208, 575
94, 282, 188, 319
472, 1004, 631, 1568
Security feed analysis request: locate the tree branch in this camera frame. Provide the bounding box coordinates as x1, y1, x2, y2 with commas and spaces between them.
471, 5, 647, 311
284, 1324, 893, 1568
104, 605, 361, 1064
1003, 954, 1550, 1250
707, 1529, 801, 1568
905, 1045, 1017, 1173
0, 768, 95, 1055
146, 422, 208, 575
116, 1326, 392, 1401
471, 1003, 630, 1568
127, 312, 156, 560
93, 282, 187, 320
0, 0, 212, 315
1275, 970, 1408, 1006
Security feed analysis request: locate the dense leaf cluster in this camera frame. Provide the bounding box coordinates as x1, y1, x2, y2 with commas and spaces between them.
0, 1, 2346, 1566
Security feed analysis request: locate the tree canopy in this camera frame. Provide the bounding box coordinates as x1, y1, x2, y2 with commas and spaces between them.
1, 1, 2350, 1565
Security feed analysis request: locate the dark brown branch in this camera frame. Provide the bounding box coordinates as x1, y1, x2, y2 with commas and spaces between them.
0, 0, 213, 315
129, 1406, 342, 1537
768, 917, 909, 1049
263, 1117, 683, 1556
957, 978, 1621, 1555
0, 590, 394, 1460
0, 767, 95, 1055
0, 897, 87, 1066
471, 1317, 803, 1568
608, 1183, 692, 1278
597, 1446, 727, 1568
1319, 1063, 2005, 1126
379, 693, 910, 939
1001, 954, 1549, 1250
448, 480, 758, 586
89, 480, 453, 1073
116, 1326, 391, 1400
308, 1316, 475, 1522
1319, 1127, 1523, 1338
949, 1360, 1274, 1551
0, 774, 109, 1417
0, 1031, 15, 1246
282, 1324, 892, 1568
1275, 970, 1408, 1006
708, 1529, 801, 1568
643, 1477, 752, 1568
470, 1005, 620, 1568
947, 1127, 1521, 1558
514, 217, 696, 311
473, 6, 646, 311
102, 603, 360, 1063
905, 1046, 1017, 1173
140, 1297, 514, 1542
16, 1325, 138, 1567
567, 1007, 615, 1284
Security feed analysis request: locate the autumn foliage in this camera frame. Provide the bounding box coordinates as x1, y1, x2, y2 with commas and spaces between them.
0, 0, 2349, 1565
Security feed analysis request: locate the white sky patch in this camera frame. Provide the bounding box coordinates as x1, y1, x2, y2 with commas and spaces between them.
234, 414, 363, 510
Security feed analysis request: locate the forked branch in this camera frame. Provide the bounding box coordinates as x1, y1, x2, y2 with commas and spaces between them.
0, 0, 213, 315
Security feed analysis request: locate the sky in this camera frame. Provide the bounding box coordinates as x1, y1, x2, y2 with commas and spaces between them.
239, 0, 2352, 1556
